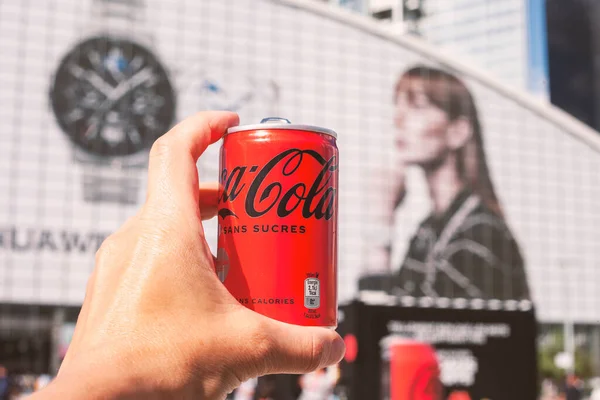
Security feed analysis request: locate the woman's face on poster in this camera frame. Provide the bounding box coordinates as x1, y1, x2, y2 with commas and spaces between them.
394, 78, 452, 167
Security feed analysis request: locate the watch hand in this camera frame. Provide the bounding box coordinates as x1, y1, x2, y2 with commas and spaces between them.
97, 67, 155, 116
68, 64, 114, 97
108, 67, 155, 102
92, 67, 154, 112
85, 67, 158, 141
86, 71, 115, 97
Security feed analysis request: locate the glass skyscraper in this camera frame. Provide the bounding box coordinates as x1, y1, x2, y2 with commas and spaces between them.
317, 0, 548, 97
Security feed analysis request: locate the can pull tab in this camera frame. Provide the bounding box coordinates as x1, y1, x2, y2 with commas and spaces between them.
260, 117, 291, 124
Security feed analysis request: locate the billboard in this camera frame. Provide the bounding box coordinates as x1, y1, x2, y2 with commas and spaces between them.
337, 301, 537, 400
1, 0, 600, 325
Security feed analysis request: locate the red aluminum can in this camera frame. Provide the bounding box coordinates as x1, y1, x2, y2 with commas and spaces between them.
215, 117, 338, 327
380, 336, 442, 400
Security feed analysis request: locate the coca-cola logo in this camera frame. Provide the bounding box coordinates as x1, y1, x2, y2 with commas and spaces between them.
218, 148, 338, 220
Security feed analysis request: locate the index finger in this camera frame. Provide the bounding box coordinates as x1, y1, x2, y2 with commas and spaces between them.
146, 111, 239, 213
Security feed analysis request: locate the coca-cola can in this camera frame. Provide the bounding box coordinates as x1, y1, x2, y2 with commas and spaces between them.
216, 117, 338, 327
380, 336, 442, 400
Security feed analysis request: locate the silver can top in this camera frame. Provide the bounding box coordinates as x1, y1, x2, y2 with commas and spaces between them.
226, 117, 338, 139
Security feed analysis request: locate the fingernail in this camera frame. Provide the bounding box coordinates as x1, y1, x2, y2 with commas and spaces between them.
329, 335, 346, 364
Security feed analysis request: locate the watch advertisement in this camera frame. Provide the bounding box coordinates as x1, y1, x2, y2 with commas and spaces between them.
1, 0, 600, 328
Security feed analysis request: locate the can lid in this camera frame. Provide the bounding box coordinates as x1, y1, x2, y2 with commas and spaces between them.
226, 117, 338, 139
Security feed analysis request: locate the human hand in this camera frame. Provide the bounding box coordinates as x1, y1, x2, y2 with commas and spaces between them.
34, 111, 345, 400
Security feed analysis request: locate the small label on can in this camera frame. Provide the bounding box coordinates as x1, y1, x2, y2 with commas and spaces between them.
304, 278, 320, 309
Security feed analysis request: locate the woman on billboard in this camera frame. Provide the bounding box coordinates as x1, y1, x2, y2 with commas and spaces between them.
361, 65, 530, 301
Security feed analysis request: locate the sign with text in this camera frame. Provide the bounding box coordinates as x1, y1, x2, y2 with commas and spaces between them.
337, 301, 538, 400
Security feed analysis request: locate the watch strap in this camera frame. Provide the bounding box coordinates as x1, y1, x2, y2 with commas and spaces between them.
82, 166, 141, 205
92, 0, 146, 25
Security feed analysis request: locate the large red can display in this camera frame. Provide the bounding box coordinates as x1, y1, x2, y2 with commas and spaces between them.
216, 117, 339, 327
380, 336, 442, 400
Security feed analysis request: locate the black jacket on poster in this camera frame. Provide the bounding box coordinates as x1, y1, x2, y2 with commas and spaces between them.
360, 189, 531, 301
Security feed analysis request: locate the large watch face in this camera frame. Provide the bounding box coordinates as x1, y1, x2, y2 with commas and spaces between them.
50, 36, 176, 157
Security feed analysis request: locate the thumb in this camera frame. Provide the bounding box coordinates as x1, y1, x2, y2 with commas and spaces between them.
257, 318, 345, 376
